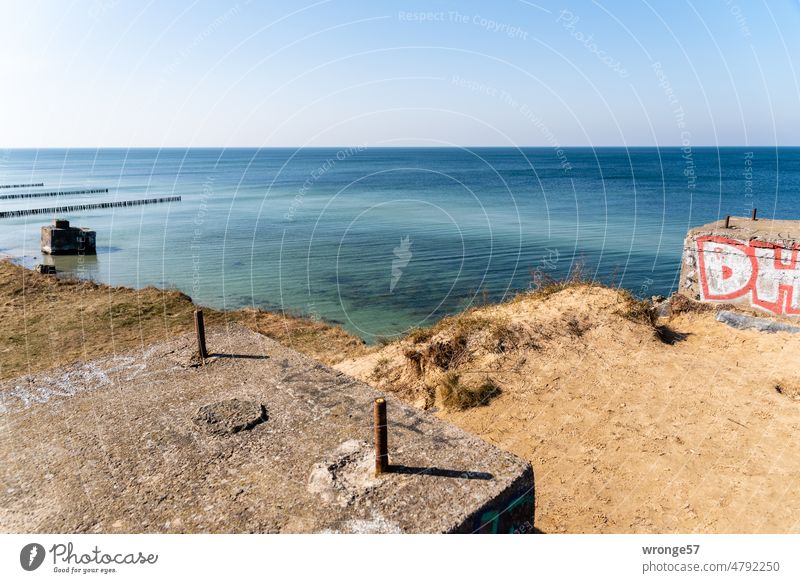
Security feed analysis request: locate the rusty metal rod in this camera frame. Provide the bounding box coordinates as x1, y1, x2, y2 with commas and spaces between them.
751, 207, 758, 220
374, 398, 388, 475
724, 215, 731, 228
194, 309, 208, 362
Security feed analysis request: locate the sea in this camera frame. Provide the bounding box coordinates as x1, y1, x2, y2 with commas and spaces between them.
1, 147, 798, 341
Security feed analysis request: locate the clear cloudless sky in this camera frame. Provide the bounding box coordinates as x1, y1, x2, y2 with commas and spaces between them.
1, 0, 798, 147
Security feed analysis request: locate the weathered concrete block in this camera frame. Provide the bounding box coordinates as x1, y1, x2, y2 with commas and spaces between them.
40, 219, 96, 255
680, 216, 800, 318
0, 326, 535, 534
716, 310, 800, 334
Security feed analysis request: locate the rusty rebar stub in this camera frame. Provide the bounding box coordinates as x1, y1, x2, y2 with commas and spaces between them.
374, 397, 388, 475
194, 309, 208, 362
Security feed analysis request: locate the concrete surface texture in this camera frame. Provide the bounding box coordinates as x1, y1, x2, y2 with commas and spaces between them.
680, 216, 800, 317
716, 310, 800, 334
0, 325, 534, 534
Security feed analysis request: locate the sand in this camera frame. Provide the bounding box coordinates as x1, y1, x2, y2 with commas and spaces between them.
336, 285, 800, 533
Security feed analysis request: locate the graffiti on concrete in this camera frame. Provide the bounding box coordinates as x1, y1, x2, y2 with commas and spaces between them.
0, 351, 182, 415
696, 235, 800, 316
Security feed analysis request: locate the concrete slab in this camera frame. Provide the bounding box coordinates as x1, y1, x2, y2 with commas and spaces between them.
716, 310, 800, 334
685, 216, 800, 242
0, 325, 534, 533
680, 216, 800, 318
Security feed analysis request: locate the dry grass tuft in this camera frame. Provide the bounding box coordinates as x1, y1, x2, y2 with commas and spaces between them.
565, 316, 585, 337
668, 293, 716, 315
438, 372, 502, 411
408, 327, 434, 344
775, 382, 800, 401
426, 335, 468, 370
618, 289, 658, 328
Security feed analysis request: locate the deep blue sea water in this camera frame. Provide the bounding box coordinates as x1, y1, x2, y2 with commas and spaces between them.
1, 147, 798, 340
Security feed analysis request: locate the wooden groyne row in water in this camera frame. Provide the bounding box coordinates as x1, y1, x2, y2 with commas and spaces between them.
0, 196, 182, 219
0, 182, 44, 189
0, 188, 109, 200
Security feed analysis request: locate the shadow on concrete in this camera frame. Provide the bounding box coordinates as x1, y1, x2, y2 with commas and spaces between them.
387, 464, 493, 480
211, 353, 270, 360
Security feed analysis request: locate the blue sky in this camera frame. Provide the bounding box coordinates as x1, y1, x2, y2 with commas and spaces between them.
1, 0, 798, 147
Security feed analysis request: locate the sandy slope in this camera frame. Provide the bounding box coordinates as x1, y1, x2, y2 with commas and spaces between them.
3, 258, 799, 533
336, 285, 800, 533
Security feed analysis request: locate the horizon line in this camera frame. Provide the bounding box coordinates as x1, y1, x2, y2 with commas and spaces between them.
1, 145, 798, 150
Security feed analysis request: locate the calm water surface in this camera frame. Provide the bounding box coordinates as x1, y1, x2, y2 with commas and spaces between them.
1, 147, 797, 340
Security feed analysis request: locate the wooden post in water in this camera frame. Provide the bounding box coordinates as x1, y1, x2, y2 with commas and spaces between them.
751, 207, 758, 221
724, 215, 731, 228
374, 398, 388, 475
0, 196, 181, 219
194, 309, 208, 363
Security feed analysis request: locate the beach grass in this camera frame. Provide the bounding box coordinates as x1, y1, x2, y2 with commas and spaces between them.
0, 260, 367, 380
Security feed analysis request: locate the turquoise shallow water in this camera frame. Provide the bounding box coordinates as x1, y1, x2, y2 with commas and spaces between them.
0, 147, 798, 340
